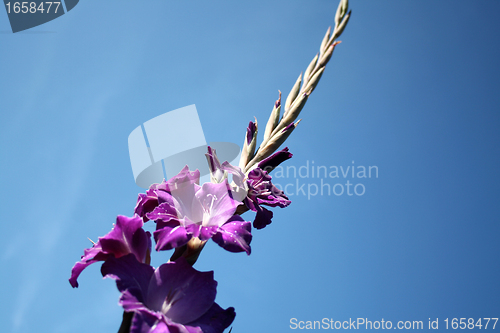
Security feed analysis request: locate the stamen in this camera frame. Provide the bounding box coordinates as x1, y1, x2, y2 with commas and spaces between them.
201, 194, 218, 226
161, 288, 182, 314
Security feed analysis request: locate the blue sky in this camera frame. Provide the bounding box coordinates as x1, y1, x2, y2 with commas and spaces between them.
1, 1, 499, 332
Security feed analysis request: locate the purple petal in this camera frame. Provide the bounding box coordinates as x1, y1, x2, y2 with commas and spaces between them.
246, 168, 291, 208
253, 206, 274, 230
146, 201, 178, 222
165, 166, 200, 191
130, 311, 160, 333
69, 215, 151, 288
146, 258, 217, 325
187, 303, 236, 333
101, 254, 154, 307
166, 321, 203, 333
119, 290, 154, 314
213, 216, 252, 255
220, 161, 248, 202
206, 146, 220, 172
156, 188, 175, 206
195, 182, 239, 227
246, 121, 257, 146
154, 225, 192, 251
258, 147, 293, 173
69, 245, 103, 288
134, 190, 159, 222
242, 196, 257, 212
199, 225, 218, 241
205, 146, 226, 183
256, 192, 291, 208
135, 167, 201, 223
168, 181, 202, 222
131, 312, 203, 333
99, 215, 151, 261
220, 161, 245, 186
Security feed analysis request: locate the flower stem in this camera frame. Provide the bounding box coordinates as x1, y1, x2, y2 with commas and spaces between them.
117, 311, 133, 333
169, 238, 206, 266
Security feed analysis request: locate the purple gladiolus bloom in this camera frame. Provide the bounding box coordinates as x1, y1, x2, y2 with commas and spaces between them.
143, 166, 252, 254
69, 215, 151, 288
244, 167, 291, 229
101, 254, 235, 333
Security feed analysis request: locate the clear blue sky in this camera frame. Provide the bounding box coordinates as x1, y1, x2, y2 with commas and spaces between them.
1, 1, 499, 332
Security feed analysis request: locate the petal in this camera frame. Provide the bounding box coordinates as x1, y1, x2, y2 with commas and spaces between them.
69, 215, 151, 288
220, 161, 248, 202
246, 121, 257, 146
151, 321, 197, 333
134, 191, 159, 222
212, 216, 252, 255
130, 311, 160, 333
101, 254, 155, 306
147, 201, 178, 222
253, 206, 274, 230
156, 188, 175, 206
146, 258, 217, 325
118, 290, 153, 314
170, 182, 203, 223
186, 303, 236, 333
69, 244, 104, 288
165, 166, 200, 191
131, 313, 203, 333
195, 182, 239, 227
199, 225, 218, 241
154, 225, 192, 251
243, 197, 257, 212
206, 146, 221, 172
205, 146, 226, 183
258, 147, 293, 173
99, 215, 151, 262
247, 167, 267, 183
220, 161, 245, 182
256, 192, 291, 208
246, 168, 291, 208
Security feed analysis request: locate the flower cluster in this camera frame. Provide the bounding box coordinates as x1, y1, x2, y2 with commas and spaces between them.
69, 147, 291, 333
69, 1, 350, 329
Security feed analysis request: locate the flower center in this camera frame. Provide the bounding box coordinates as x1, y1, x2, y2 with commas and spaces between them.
161, 287, 182, 315
201, 194, 217, 226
